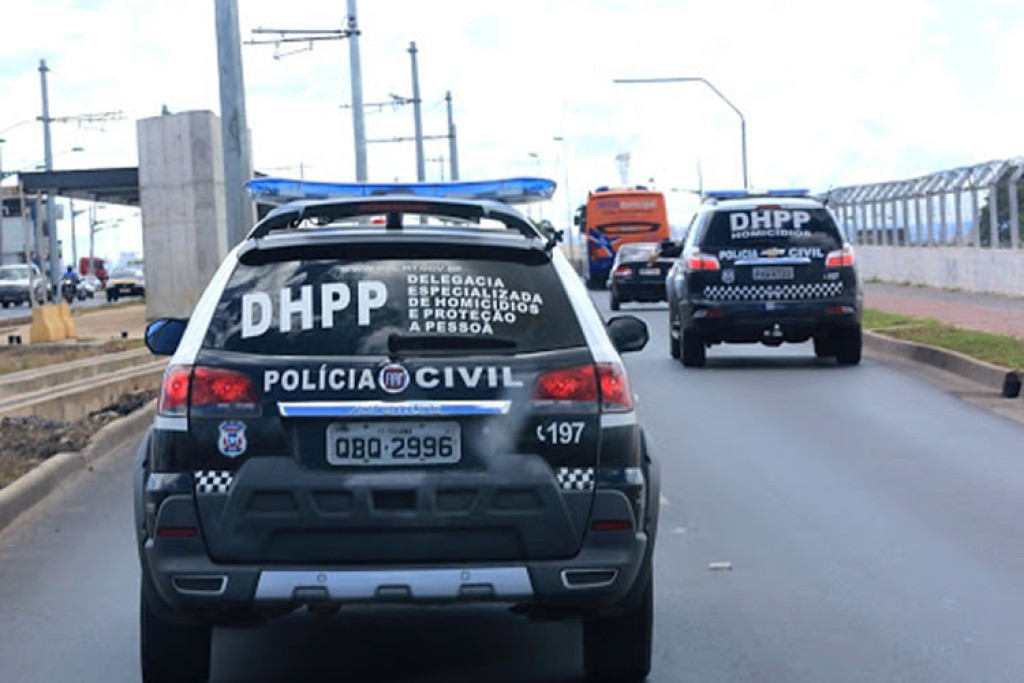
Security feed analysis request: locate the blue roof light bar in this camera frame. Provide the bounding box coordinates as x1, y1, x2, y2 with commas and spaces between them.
246, 177, 557, 206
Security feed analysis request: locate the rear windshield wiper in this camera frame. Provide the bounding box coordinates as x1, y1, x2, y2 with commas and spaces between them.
387, 333, 518, 358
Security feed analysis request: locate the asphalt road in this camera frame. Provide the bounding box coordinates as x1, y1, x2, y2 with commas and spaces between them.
3, 294, 1024, 681
0, 293, 115, 323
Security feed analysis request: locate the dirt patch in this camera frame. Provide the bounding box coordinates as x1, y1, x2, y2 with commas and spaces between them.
0, 389, 157, 489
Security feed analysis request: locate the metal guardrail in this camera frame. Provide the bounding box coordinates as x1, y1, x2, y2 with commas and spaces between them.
827, 157, 1024, 249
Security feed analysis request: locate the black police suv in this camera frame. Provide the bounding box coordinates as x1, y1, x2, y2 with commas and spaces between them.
607, 241, 673, 310
136, 195, 660, 682
666, 191, 863, 367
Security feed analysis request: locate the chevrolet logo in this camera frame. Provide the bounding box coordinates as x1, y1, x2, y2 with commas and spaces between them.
761, 247, 786, 258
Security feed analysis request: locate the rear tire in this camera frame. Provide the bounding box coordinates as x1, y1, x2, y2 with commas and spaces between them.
140, 576, 212, 683
835, 326, 862, 366
669, 330, 680, 359
582, 573, 653, 683
680, 329, 706, 367
610, 291, 620, 311
813, 335, 836, 358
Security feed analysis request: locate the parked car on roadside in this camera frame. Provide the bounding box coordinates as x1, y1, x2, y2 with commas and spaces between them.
136, 188, 660, 683
0, 263, 50, 307
106, 267, 145, 301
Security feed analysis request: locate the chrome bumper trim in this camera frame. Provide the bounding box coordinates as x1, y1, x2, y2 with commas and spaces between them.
255, 567, 533, 602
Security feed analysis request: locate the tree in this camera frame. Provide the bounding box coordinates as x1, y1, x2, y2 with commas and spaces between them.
978, 166, 1024, 247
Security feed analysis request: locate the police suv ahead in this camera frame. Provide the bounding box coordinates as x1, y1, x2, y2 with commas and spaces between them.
136, 191, 660, 683
666, 190, 863, 367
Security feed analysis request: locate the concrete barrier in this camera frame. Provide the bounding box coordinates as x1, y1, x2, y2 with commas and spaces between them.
0, 347, 152, 398
29, 305, 68, 343
0, 360, 167, 422
859, 245, 1024, 298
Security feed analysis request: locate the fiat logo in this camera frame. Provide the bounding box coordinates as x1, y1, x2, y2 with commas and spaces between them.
379, 364, 410, 394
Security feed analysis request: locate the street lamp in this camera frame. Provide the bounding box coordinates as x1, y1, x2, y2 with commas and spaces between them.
553, 135, 574, 260
613, 77, 749, 190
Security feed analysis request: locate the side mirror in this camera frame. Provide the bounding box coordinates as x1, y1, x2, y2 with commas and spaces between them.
145, 318, 188, 356
606, 315, 649, 354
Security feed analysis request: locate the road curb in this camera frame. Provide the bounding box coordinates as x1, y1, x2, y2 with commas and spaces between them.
0, 399, 155, 535
864, 330, 1013, 391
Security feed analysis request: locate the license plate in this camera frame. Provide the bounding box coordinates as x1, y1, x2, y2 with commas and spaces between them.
326, 421, 461, 466
752, 266, 794, 281
639, 268, 661, 276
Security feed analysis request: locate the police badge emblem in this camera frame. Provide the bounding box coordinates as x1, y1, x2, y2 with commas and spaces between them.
218, 421, 247, 458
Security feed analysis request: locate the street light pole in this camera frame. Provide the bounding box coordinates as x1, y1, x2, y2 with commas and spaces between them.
613, 76, 749, 189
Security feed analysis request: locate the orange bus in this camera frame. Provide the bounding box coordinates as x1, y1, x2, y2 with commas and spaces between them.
579, 186, 671, 288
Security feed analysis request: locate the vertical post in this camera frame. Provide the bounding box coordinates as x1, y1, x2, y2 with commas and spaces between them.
32, 194, 45, 304
215, 0, 255, 249
19, 183, 30, 275
740, 118, 749, 190
1008, 166, 1022, 250
347, 0, 368, 181
88, 203, 96, 277
39, 59, 60, 295
69, 199, 77, 269
446, 91, 459, 181
409, 42, 426, 182
988, 184, 1000, 248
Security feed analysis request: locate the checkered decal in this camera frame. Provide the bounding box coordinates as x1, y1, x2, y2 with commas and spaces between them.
556, 467, 595, 491
703, 281, 844, 302
194, 470, 234, 494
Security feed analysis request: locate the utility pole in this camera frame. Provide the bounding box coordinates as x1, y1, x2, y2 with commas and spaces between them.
408, 42, 426, 182
346, 0, 367, 181
215, 0, 255, 249
445, 91, 459, 181
247, 9, 365, 180
39, 59, 60, 295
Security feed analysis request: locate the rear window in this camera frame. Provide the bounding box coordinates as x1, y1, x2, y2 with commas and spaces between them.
203, 257, 586, 356
617, 243, 659, 261
701, 207, 843, 251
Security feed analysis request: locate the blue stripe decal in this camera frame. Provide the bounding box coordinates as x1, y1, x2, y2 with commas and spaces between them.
278, 400, 511, 418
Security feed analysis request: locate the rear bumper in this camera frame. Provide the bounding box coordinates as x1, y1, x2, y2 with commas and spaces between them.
680, 297, 861, 343
142, 486, 649, 618
611, 280, 666, 301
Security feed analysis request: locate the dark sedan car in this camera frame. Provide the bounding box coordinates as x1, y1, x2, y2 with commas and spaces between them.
608, 242, 673, 310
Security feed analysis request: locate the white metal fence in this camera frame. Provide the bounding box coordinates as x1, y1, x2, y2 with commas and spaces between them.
828, 158, 1024, 249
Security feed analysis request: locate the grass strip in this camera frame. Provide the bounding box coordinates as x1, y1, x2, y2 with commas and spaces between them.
865, 308, 1024, 369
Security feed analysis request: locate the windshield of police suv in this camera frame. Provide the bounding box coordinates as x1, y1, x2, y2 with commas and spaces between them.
204, 257, 586, 356
700, 207, 844, 252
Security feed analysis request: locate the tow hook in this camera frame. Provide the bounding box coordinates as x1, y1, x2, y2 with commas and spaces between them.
764, 323, 783, 339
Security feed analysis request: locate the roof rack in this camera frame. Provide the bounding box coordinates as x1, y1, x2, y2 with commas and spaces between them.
246, 195, 553, 246
246, 177, 556, 206
702, 188, 811, 203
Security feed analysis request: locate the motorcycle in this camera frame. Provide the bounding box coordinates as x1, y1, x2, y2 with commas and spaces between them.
60, 276, 77, 304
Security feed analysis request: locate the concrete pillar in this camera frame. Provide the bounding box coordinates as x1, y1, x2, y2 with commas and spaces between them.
137, 111, 228, 319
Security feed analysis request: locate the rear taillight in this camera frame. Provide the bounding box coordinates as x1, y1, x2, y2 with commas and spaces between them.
686, 253, 720, 271
158, 365, 192, 416
157, 364, 258, 416
596, 363, 633, 412
826, 245, 855, 268
192, 367, 258, 406
533, 365, 598, 403
613, 265, 632, 277
533, 363, 633, 412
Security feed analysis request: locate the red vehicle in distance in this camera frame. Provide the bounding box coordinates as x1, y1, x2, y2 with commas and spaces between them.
79, 256, 108, 287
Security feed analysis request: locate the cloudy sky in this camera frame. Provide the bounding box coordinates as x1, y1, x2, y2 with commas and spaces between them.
1, 0, 1021, 261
